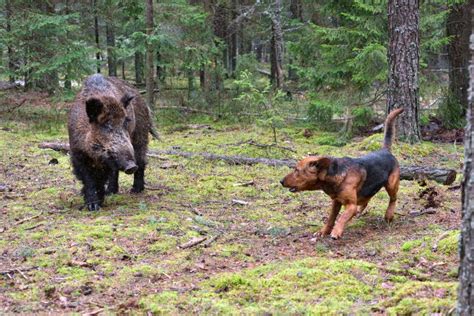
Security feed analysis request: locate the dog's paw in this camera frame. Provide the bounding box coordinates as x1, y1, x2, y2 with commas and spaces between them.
330, 227, 343, 240
315, 227, 332, 237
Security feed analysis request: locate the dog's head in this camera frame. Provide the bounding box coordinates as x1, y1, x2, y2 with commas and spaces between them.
280, 156, 334, 192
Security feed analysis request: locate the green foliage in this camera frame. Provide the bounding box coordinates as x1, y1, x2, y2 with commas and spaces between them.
234, 70, 286, 142
438, 91, 466, 129
307, 99, 334, 127
0, 5, 92, 91
352, 106, 375, 129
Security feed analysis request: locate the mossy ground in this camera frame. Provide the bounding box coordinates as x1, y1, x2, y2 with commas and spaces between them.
0, 94, 462, 314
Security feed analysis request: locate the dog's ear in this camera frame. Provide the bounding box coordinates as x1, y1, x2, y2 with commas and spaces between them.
308, 157, 333, 180
308, 157, 331, 171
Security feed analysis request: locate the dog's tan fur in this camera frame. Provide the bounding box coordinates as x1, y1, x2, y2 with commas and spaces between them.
281, 108, 404, 239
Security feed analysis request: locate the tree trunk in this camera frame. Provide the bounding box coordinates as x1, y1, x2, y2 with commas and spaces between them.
31, 2, 58, 93
230, 0, 239, 76
270, 0, 284, 89
290, 0, 303, 21
200, 66, 206, 91
5, 0, 15, 83
134, 51, 144, 85
145, 0, 155, 110
387, 0, 421, 143
447, 2, 473, 117
213, 3, 229, 74
106, 22, 117, 77
288, 0, 303, 81
458, 6, 474, 314
93, 0, 101, 73
64, 0, 72, 90
121, 60, 126, 80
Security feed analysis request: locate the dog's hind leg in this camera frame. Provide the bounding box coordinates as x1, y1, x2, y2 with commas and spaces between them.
384, 167, 400, 223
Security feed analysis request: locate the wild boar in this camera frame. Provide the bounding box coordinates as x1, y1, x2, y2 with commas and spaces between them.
68, 74, 153, 211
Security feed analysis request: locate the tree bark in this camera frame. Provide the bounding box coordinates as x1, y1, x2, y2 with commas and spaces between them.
288, 0, 303, 81
64, 0, 72, 90
458, 6, 474, 314
5, 0, 15, 83
270, 0, 284, 89
145, 0, 155, 110
387, 0, 421, 143
106, 22, 117, 77
134, 51, 144, 84
447, 2, 473, 117
290, 0, 303, 21
213, 3, 229, 74
230, 0, 239, 76
92, 0, 101, 73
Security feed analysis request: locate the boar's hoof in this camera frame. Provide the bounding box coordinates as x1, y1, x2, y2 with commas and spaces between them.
87, 202, 101, 211
130, 187, 144, 194
105, 187, 118, 195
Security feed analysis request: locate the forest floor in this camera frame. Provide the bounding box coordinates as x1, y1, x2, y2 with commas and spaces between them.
0, 92, 463, 314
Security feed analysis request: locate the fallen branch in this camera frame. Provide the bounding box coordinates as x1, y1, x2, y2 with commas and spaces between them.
179, 236, 207, 249
0, 266, 37, 276
0, 98, 27, 114
38, 142, 457, 185
432, 231, 452, 252
203, 234, 221, 247
155, 105, 216, 116
227, 139, 296, 153
15, 212, 43, 226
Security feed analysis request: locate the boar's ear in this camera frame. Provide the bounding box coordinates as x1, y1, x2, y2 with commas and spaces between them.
86, 98, 104, 123
120, 93, 134, 108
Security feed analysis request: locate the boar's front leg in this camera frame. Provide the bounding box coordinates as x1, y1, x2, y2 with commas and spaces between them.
106, 168, 119, 195
72, 154, 105, 211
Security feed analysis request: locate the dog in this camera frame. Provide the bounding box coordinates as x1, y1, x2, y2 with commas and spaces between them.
280, 108, 404, 239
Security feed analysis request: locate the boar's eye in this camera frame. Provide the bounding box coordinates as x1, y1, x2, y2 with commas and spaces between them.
92, 143, 103, 151
101, 121, 113, 132
123, 117, 131, 128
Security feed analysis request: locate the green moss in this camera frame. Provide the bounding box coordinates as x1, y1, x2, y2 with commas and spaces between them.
437, 230, 459, 256
383, 281, 457, 314
401, 239, 423, 252
148, 238, 177, 254
140, 291, 180, 314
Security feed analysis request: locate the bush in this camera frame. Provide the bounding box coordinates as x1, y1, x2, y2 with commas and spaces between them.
352, 106, 375, 129
437, 92, 465, 129
307, 100, 334, 127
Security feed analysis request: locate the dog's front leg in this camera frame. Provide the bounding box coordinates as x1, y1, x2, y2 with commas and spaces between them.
318, 200, 341, 236
330, 203, 358, 239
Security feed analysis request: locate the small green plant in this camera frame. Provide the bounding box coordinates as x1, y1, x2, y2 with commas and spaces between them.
307, 100, 334, 127
352, 106, 375, 129
234, 70, 286, 143
437, 92, 465, 129
420, 112, 430, 127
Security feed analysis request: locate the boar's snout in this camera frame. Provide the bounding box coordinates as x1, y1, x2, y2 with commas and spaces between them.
123, 162, 138, 174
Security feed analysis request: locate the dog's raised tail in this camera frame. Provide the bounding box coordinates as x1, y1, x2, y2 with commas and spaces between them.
383, 108, 404, 150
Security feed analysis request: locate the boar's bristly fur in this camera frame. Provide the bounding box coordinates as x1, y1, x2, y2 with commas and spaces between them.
68, 74, 153, 211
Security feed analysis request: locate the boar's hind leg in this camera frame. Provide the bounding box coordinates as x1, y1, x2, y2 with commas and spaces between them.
106, 169, 119, 195
131, 145, 147, 193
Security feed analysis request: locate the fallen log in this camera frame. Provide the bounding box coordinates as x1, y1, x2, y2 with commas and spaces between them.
38, 142, 457, 185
